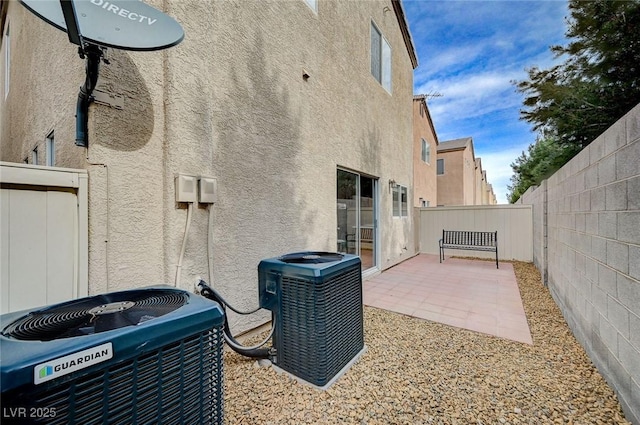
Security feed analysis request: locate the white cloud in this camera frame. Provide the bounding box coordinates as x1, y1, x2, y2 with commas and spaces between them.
419, 69, 524, 127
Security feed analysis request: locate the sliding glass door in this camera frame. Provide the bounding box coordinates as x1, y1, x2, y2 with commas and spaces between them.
337, 169, 378, 271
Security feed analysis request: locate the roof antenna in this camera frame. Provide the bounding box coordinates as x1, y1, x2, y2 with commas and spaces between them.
424, 91, 443, 99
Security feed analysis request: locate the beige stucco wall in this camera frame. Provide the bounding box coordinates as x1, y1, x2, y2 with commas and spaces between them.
436, 146, 476, 206
412, 99, 437, 207
436, 150, 461, 206
474, 159, 483, 205
1, 0, 416, 333
462, 145, 475, 205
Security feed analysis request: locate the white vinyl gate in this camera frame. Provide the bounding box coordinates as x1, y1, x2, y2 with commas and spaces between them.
1, 162, 88, 314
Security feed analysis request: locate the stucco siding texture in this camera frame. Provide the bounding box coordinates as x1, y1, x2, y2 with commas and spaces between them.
412, 99, 437, 207
1, 0, 416, 333
0, 2, 84, 169
436, 149, 465, 206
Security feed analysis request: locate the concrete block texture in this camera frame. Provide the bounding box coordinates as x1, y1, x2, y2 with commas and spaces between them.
605, 181, 627, 211
630, 245, 640, 281
628, 176, 640, 210
598, 212, 617, 239
627, 103, 640, 143
606, 240, 629, 275
618, 335, 640, 383
598, 154, 617, 186
616, 139, 640, 180
608, 297, 630, 339
617, 212, 640, 245
521, 103, 640, 425
630, 312, 640, 351
618, 274, 640, 317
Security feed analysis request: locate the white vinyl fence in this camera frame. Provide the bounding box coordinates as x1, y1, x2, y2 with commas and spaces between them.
1, 162, 88, 314
418, 205, 533, 262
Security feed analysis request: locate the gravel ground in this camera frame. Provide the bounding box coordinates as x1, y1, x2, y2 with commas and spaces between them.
223, 261, 630, 424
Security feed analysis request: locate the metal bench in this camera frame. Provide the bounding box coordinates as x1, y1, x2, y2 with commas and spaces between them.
439, 230, 499, 268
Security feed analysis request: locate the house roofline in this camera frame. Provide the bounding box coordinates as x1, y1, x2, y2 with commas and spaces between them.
437, 137, 475, 159
413, 95, 439, 145
392, 0, 418, 69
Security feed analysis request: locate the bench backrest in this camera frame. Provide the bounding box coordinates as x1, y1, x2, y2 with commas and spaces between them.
360, 226, 373, 242
442, 230, 497, 247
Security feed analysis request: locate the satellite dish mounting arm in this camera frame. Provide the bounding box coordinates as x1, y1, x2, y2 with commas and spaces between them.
75, 45, 104, 147
58, 0, 106, 147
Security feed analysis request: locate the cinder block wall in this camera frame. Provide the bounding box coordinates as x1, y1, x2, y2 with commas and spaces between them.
521, 103, 640, 424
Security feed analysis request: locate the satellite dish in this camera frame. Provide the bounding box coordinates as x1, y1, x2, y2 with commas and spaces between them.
19, 0, 184, 51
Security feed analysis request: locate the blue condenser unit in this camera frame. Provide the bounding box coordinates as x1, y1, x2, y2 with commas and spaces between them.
0, 287, 224, 425
258, 252, 364, 387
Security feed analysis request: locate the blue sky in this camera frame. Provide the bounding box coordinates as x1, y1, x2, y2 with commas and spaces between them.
403, 0, 570, 203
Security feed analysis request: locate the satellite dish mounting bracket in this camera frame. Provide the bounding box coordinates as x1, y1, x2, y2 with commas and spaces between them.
75, 43, 108, 147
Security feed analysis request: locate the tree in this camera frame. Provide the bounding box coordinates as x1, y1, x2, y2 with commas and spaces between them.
507, 135, 576, 203
510, 0, 640, 202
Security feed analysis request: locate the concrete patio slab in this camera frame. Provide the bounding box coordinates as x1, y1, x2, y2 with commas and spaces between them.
363, 254, 533, 344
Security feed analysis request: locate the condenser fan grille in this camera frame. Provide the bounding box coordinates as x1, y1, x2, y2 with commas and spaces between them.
2, 290, 189, 341
279, 251, 344, 264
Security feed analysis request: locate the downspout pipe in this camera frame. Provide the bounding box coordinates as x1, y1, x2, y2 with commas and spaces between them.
75, 45, 102, 147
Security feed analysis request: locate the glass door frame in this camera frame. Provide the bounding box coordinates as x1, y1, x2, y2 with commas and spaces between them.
337, 168, 379, 273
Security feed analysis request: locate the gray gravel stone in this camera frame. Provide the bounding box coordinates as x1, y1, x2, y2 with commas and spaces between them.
223, 261, 630, 424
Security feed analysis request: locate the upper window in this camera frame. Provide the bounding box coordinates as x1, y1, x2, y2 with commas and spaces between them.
32, 147, 39, 165
46, 131, 55, 166
370, 22, 391, 93
4, 23, 9, 100
421, 139, 430, 164
392, 185, 407, 218
303, 0, 317, 12
437, 159, 444, 175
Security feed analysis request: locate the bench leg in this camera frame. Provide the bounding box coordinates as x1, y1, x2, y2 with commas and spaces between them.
496, 251, 499, 269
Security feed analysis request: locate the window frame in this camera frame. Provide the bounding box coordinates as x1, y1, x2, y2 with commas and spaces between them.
370, 21, 392, 93
46, 131, 55, 166
392, 184, 408, 218
437, 158, 445, 175
421, 138, 430, 164
303, 0, 317, 13
4, 22, 9, 100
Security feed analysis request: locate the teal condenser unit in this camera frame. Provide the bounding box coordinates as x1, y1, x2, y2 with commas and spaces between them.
258, 251, 364, 387
0, 287, 225, 424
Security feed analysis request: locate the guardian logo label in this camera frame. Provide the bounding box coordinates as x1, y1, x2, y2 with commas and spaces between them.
34, 343, 113, 385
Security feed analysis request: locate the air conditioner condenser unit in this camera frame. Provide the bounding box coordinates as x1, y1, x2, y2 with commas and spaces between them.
258, 251, 365, 388
0, 286, 224, 425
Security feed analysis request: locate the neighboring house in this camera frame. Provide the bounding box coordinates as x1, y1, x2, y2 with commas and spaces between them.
487, 184, 497, 205
435, 137, 498, 206
436, 137, 476, 206
474, 157, 484, 205
0, 0, 418, 332
474, 158, 497, 205
412, 94, 438, 207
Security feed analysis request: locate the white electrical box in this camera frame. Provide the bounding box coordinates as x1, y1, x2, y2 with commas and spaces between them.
175, 174, 198, 203
199, 177, 218, 204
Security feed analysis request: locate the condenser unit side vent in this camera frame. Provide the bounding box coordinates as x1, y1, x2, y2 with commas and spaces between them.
278, 265, 363, 386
